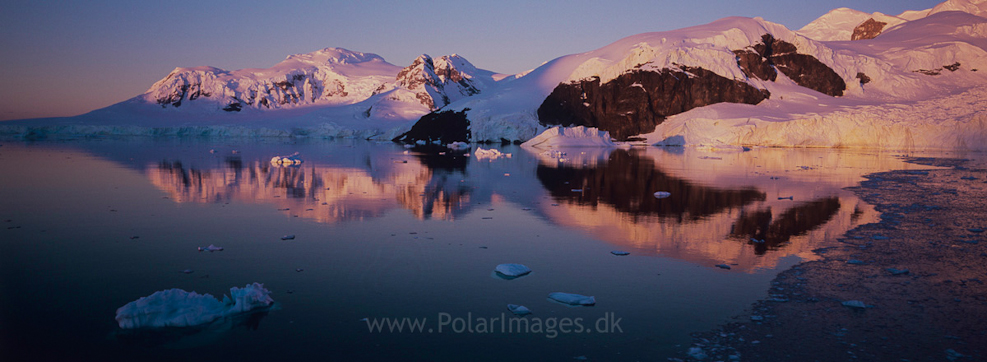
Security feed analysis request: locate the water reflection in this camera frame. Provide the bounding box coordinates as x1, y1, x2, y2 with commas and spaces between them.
148, 150, 474, 222
140, 142, 915, 272
530, 147, 886, 272
536, 149, 766, 222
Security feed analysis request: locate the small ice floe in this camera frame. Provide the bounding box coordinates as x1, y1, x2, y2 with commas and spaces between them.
270, 152, 303, 166
281, 235, 296, 240
474, 147, 512, 161
494, 263, 531, 279
886, 268, 910, 275
548, 292, 595, 306
447, 142, 470, 150
115, 283, 274, 329
611, 250, 630, 256
507, 304, 532, 316
778, 196, 794, 200
198, 244, 223, 252
715, 264, 732, 270
653, 191, 671, 199
842, 300, 869, 309
687, 347, 708, 360
181, 269, 194, 274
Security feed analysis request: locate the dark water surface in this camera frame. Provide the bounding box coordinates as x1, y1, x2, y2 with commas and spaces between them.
0, 138, 932, 361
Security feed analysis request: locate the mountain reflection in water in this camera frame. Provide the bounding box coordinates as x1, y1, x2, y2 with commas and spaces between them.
144, 143, 899, 272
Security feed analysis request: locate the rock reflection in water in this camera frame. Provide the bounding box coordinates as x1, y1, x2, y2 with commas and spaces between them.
537, 149, 766, 222
532, 147, 879, 272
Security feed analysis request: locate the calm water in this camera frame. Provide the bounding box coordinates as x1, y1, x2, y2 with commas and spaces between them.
0, 138, 931, 361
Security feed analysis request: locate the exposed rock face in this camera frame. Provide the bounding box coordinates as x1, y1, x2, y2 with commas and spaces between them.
537, 67, 771, 141
851, 18, 888, 40
396, 54, 483, 110
393, 109, 470, 144
734, 34, 847, 97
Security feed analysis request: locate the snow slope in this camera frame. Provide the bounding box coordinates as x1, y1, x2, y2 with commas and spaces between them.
797, 8, 908, 41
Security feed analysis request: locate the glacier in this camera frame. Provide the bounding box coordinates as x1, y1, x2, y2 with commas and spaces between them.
115, 283, 274, 329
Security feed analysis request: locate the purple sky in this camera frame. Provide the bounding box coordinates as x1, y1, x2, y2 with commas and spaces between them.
0, 0, 945, 121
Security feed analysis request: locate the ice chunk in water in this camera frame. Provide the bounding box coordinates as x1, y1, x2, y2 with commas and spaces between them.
653, 191, 671, 199
474, 147, 512, 161
115, 283, 274, 329
494, 263, 531, 278
507, 304, 532, 316
197, 244, 223, 252
611, 250, 630, 256
270, 152, 303, 166
548, 292, 595, 306
842, 300, 868, 309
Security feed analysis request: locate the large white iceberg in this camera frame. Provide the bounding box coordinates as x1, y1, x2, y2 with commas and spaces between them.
521, 126, 615, 149
115, 283, 274, 329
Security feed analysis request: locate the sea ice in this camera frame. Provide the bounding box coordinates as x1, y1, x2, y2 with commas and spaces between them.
447, 142, 470, 150
611, 250, 630, 256
507, 304, 532, 316
115, 282, 274, 329
548, 292, 596, 306
494, 263, 532, 278
197, 244, 223, 252
653, 191, 671, 199
281, 235, 296, 240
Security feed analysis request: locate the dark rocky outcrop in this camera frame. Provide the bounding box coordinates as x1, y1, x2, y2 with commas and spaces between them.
856, 72, 871, 85
851, 18, 887, 41
537, 66, 770, 141
393, 109, 470, 144
734, 34, 847, 97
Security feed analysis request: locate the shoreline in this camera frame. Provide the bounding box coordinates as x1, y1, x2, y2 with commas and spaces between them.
680, 156, 987, 361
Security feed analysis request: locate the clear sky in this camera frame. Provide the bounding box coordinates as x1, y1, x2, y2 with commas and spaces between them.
0, 0, 945, 121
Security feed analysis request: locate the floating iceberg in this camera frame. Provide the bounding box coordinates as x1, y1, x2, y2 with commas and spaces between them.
474, 147, 512, 161
548, 292, 596, 306
653, 191, 671, 199
447, 141, 470, 150
197, 244, 223, 252
270, 152, 303, 166
494, 263, 531, 278
520, 126, 615, 149
507, 304, 532, 316
115, 283, 274, 329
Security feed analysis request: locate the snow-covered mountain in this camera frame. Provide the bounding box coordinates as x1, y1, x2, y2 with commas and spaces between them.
143, 47, 498, 117
4, 0, 986, 151
398, 0, 987, 149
